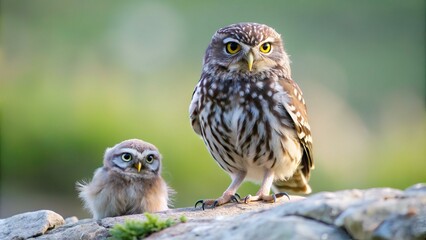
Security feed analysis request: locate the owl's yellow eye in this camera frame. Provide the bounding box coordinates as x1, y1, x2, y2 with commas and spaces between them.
121, 153, 132, 162
259, 42, 271, 53
225, 42, 241, 54
146, 154, 155, 163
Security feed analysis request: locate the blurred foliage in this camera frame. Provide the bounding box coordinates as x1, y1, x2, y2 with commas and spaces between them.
0, 0, 424, 219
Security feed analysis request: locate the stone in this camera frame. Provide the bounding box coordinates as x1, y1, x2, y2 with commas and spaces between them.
35, 220, 109, 240
64, 216, 79, 225
334, 187, 426, 240
3, 184, 425, 239
372, 212, 426, 240
152, 213, 350, 240
0, 210, 64, 239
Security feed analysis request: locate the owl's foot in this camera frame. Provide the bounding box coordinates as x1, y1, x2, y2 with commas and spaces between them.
243, 192, 290, 204
195, 194, 240, 210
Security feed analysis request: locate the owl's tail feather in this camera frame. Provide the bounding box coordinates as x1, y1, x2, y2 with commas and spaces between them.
273, 169, 312, 194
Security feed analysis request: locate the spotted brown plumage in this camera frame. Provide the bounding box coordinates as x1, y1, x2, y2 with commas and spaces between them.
189, 22, 314, 209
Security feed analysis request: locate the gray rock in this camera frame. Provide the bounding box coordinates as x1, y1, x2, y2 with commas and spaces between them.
405, 183, 426, 196
4, 184, 426, 239
64, 216, 79, 225
36, 220, 108, 240
372, 212, 426, 240
148, 184, 426, 240
155, 214, 351, 240
334, 186, 426, 240
0, 210, 64, 239
260, 187, 405, 226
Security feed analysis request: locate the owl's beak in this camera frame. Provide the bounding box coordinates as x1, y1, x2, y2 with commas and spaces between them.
134, 162, 142, 172
245, 52, 254, 71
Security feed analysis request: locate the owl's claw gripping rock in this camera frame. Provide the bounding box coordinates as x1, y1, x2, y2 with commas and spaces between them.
234, 193, 241, 201
194, 200, 204, 209
275, 192, 291, 201
244, 192, 290, 203
194, 193, 240, 210
194, 199, 218, 210
230, 195, 240, 203
243, 194, 253, 204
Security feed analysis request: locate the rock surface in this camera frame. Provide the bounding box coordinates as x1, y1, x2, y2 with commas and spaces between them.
0, 210, 64, 239
1, 184, 425, 240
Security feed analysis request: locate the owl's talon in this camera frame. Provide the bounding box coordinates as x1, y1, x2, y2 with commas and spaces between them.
243, 192, 290, 204
234, 193, 241, 200
244, 194, 252, 204
275, 192, 290, 200
230, 195, 240, 203
195, 199, 219, 210
195, 194, 240, 210
195, 200, 204, 209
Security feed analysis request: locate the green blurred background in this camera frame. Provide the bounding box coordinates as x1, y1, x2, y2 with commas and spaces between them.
0, 1, 424, 219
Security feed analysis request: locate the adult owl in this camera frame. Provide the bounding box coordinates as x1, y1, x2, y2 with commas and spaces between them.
77, 139, 173, 219
189, 23, 314, 209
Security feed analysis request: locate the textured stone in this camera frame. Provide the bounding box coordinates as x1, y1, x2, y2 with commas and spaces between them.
152, 214, 350, 240
372, 212, 426, 240
147, 184, 426, 240
64, 216, 79, 225
0, 210, 64, 239
335, 188, 426, 239
36, 219, 108, 240
3, 184, 425, 240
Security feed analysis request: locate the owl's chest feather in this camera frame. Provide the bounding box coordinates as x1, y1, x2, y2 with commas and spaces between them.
204, 77, 278, 137
106, 173, 168, 214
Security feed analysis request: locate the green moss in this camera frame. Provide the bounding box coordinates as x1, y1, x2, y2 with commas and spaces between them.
179, 215, 187, 223
109, 213, 186, 240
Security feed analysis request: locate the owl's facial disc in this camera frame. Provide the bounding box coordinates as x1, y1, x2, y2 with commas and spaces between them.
113, 148, 155, 173
221, 36, 277, 72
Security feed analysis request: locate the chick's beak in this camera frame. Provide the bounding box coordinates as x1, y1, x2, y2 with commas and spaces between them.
245, 52, 254, 71
134, 162, 142, 172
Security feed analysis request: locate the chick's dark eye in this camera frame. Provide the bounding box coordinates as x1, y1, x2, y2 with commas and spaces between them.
146, 154, 155, 163
121, 153, 132, 162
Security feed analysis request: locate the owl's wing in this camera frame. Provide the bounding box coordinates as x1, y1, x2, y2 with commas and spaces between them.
279, 78, 314, 179
189, 80, 202, 136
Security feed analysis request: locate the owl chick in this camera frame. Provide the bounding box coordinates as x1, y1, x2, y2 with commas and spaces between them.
77, 139, 173, 219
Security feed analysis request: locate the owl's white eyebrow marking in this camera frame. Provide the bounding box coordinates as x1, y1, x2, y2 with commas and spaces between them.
259, 37, 276, 45
223, 37, 240, 44
118, 148, 142, 159
140, 150, 158, 158
117, 148, 158, 160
